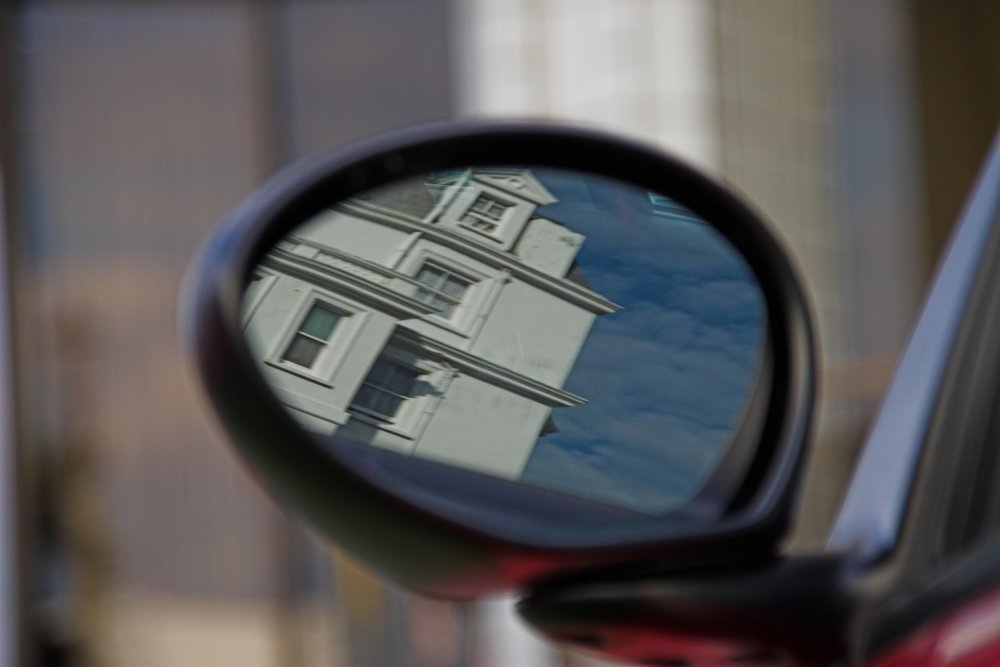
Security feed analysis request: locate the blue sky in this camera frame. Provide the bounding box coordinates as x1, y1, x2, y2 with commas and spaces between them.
518, 168, 765, 514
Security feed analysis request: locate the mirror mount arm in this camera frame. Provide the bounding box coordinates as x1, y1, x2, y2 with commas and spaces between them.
518, 554, 858, 667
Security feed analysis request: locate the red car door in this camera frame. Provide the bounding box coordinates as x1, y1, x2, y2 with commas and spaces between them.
871, 586, 1000, 667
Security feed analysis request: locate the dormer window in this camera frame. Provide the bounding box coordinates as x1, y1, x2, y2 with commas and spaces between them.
461, 194, 510, 235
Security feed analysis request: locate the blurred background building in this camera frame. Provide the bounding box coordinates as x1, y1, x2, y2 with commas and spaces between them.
1, 1, 998, 666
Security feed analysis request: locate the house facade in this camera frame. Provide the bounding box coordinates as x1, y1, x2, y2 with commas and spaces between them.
242, 168, 618, 479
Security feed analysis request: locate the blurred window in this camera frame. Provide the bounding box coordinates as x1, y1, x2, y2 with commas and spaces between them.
414, 263, 472, 318
282, 304, 341, 368
460, 195, 510, 234
351, 356, 421, 421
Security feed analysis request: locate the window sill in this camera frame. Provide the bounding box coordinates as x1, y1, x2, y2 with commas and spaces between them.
458, 222, 504, 242
263, 359, 334, 388
348, 408, 416, 440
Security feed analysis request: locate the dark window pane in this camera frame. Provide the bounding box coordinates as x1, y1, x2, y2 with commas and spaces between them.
282, 335, 323, 367
383, 363, 419, 395
366, 358, 396, 385
461, 195, 509, 234
301, 305, 340, 339
352, 358, 421, 420
441, 276, 466, 298
355, 386, 402, 418
413, 263, 469, 317
282, 304, 341, 368
417, 265, 443, 287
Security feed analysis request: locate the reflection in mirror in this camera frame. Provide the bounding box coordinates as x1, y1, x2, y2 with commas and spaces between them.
241, 167, 765, 515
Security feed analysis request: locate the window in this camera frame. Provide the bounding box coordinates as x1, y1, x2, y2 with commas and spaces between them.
351, 358, 421, 421
413, 263, 472, 318
460, 194, 510, 234
282, 304, 341, 368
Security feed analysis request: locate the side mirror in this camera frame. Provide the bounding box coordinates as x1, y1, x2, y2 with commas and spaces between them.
182, 122, 815, 599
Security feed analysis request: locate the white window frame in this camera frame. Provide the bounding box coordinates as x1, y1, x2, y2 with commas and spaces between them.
347, 345, 449, 439
349, 356, 422, 423
280, 303, 343, 369
264, 289, 369, 387
443, 183, 532, 252
459, 193, 513, 236
411, 260, 474, 320
397, 248, 492, 335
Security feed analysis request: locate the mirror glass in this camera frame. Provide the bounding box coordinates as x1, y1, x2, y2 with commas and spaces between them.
241, 167, 765, 515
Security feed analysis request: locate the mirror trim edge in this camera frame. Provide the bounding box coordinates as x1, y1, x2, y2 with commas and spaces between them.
181, 120, 816, 595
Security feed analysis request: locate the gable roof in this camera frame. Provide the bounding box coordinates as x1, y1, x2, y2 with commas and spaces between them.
472, 169, 557, 206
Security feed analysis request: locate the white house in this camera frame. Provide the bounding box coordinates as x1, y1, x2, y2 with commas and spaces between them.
242, 168, 618, 480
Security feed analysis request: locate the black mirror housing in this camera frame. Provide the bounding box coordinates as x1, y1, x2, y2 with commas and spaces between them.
181, 121, 816, 597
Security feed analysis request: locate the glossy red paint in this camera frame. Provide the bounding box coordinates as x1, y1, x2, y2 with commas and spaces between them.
870, 587, 1000, 667
563, 627, 781, 667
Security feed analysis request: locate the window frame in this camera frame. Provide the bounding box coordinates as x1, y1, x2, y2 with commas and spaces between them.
828, 136, 1000, 562
280, 303, 343, 369
347, 345, 448, 439
349, 356, 422, 423
263, 289, 370, 387
411, 260, 474, 320
826, 134, 1000, 661
450, 184, 525, 248
459, 193, 512, 235
396, 248, 490, 334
